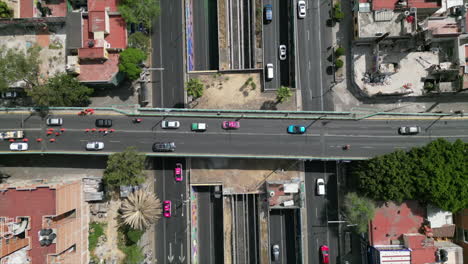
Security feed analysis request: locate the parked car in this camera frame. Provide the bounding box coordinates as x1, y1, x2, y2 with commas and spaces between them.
191, 123, 207, 132
264, 4, 272, 23
320, 245, 330, 264
298, 0, 306, 18
46, 117, 63, 126
398, 126, 421, 135
86, 142, 104, 151
316, 178, 325, 196
266, 63, 274, 80
272, 244, 280, 261
152, 142, 176, 152
9, 142, 28, 151
161, 120, 180, 129
175, 163, 183, 182
95, 119, 113, 127
279, 45, 287, 60
1, 91, 18, 99
163, 200, 172, 218
222, 121, 240, 129
287, 125, 306, 134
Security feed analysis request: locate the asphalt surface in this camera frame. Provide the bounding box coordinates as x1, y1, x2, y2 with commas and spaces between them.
297, 0, 334, 110
269, 210, 298, 264
192, 0, 211, 70
152, 0, 185, 108
154, 157, 188, 264
1, 114, 467, 159
196, 186, 224, 263
304, 161, 339, 264
263, 0, 281, 90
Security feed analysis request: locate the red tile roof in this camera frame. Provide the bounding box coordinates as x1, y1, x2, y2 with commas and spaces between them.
369, 201, 425, 245
88, 0, 119, 12
89, 11, 107, 32
43, 0, 67, 17
372, 0, 441, 10
82, 16, 127, 49
411, 247, 438, 263
0, 187, 56, 263
372, 0, 399, 10
78, 53, 120, 82
78, 47, 107, 59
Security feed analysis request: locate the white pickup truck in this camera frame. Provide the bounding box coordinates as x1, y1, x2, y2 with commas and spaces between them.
0, 131, 24, 140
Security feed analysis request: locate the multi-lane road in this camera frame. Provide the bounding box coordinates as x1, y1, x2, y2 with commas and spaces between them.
1, 114, 466, 159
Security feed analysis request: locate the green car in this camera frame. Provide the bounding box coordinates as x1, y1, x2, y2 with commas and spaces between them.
191, 123, 207, 132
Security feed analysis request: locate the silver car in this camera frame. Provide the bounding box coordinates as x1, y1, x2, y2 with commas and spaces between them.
10, 142, 28, 151
272, 244, 280, 261
279, 45, 287, 60
161, 120, 180, 129
86, 142, 104, 151
298, 0, 306, 18
46, 117, 63, 126
398, 126, 421, 135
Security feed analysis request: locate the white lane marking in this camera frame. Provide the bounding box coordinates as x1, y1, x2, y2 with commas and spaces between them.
109, 140, 121, 143
307, 30, 310, 41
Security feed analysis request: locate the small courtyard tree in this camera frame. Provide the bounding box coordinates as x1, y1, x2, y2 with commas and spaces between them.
343, 192, 376, 233
185, 78, 204, 98
0, 1, 13, 18
103, 147, 146, 190
0, 45, 42, 92
276, 86, 292, 103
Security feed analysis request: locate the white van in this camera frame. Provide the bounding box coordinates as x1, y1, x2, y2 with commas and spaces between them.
266, 63, 274, 80
316, 178, 326, 196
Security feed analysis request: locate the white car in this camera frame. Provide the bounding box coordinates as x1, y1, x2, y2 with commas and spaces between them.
279, 45, 287, 60
316, 178, 325, 196
298, 0, 306, 18
161, 120, 180, 129
398, 126, 421, 135
1, 91, 18, 99
46, 117, 63, 126
10, 142, 28, 151
86, 142, 104, 151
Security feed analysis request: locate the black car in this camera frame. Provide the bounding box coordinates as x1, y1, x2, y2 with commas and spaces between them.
95, 119, 113, 127
152, 142, 176, 152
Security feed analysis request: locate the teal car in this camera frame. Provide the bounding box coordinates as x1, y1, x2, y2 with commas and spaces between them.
287, 125, 306, 134
191, 123, 207, 131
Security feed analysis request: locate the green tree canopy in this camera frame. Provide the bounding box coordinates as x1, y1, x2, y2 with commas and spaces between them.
118, 48, 147, 80
335, 47, 345, 57
335, 59, 344, 68
103, 147, 146, 189
343, 192, 376, 233
276, 86, 292, 103
27, 73, 93, 107
185, 78, 204, 98
352, 139, 468, 212
119, 0, 160, 30
0, 45, 41, 92
128, 32, 150, 54
0, 1, 13, 18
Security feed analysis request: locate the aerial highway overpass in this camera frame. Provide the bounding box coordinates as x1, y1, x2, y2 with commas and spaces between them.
0, 109, 466, 159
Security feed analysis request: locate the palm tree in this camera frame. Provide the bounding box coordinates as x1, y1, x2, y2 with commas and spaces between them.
120, 189, 162, 230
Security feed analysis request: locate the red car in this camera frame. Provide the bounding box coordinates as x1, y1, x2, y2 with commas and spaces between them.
174, 163, 183, 182
320, 245, 329, 264
222, 121, 240, 129
163, 200, 171, 218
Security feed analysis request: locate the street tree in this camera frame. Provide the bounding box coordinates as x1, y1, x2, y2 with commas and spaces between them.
0, 1, 13, 18
0, 45, 41, 92
118, 0, 160, 30
128, 32, 150, 54
352, 138, 468, 213
276, 86, 292, 103
27, 73, 93, 107
335, 59, 344, 69
118, 48, 147, 80
335, 47, 345, 57
343, 192, 375, 233
103, 147, 146, 189
185, 78, 204, 98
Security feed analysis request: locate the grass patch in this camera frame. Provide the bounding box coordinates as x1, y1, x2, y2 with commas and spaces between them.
118, 225, 145, 263
89, 222, 106, 251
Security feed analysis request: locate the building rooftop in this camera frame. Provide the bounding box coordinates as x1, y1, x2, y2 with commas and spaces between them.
88, 0, 119, 12
357, 11, 415, 39
369, 201, 426, 246
77, 53, 120, 83
372, 0, 441, 10
82, 15, 127, 49
17, 0, 67, 18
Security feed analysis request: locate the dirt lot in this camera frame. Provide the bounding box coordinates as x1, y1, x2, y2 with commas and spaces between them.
190, 158, 301, 194
188, 73, 297, 110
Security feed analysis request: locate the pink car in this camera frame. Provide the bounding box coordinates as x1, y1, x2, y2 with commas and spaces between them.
175, 163, 183, 182
222, 121, 240, 129
163, 200, 171, 218
320, 245, 329, 264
